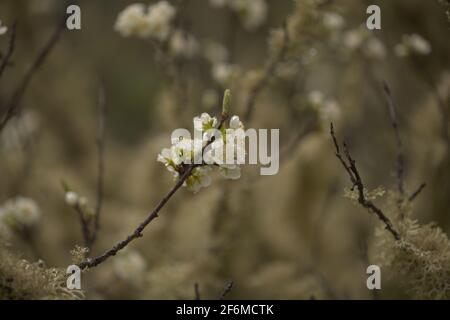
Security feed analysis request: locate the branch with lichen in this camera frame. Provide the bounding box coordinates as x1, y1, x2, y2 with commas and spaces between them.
330, 123, 401, 241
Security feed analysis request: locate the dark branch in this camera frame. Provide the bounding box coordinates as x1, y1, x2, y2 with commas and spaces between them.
382, 81, 405, 199
194, 283, 201, 300
89, 80, 107, 248
218, 281, 233, 300
0, 18, 65, 132
78, 111, 229, 270
409, 182, 426, 202
330, 123, 401, 241
0, 21, 17, 78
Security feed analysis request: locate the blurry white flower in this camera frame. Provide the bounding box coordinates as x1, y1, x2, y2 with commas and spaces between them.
394, 34, 431, 57
65, 191, 79, 207
308, 91, 325, 106
194, 112, 218, 133
343, 28, 367, 50
0, 20, 7, 35
169, 30, 198, 58
113, 250, 147, 282
114, 4, 152, 38
364, 38, 386, 60
203, 40, 229, 64
231, 0, 267, 30
1, 111, 40, 151
212, 63, 240, 86
0, 197, 40, 228
114, 1, 176, 40
308, 91, 340, 128
229, 115, 243, 129
323, 12, 345, 30
185, 167, 213, 193
147, 1, 176, 40
220, 165, 241, 180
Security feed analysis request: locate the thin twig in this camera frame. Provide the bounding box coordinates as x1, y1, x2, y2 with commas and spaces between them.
73, 204, 92, 249
330, 123, 401, 241
0, 21, 17, 78
409, 182, 426, 202
79, 112, 229, 270
194, 283, 201, 300
89, 80, 107, 248
218, 281, 233, 300
382, 81, 405, 199
0, 18, 65, 132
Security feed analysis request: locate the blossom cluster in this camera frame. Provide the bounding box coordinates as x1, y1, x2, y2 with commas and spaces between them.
394, 33, 431, 57
0, 197, 40, 230
157, 108, 245, 193
114, 1, 176, 40
114, 1, 200, 59
210, 0, 267, 31
307, 91, 341, 129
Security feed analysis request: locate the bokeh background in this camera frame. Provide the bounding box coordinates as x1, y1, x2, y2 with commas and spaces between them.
0, 0, 449, 299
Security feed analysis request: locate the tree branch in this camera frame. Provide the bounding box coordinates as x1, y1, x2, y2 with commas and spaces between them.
78, 110, 229, 270
218, 281, 233, 300
0, 21, 17, 78
0, 18, 65, 132
330, 123, 401, 241
89, 80, 107, 248
382, 81, 405, 199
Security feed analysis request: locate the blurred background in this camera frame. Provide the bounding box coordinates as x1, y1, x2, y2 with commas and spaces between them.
0, 0, 449, 299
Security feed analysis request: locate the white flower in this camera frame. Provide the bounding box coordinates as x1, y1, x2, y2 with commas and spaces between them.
212, 63, 240, 86
147, 1, 176, 40
0, 197, 40, 228
323, 12, 345, 30
231, 0, 267, 30
308, 91, 340, 127
114, 4, 152, 38
65, 191, 79, 206
364, 38, 386, 60
113, 250, 147, 282
308, 91, 325, 106
14, 197, 40, 226
0, 20, 7, 36
229, 115, 243, 129
220, 165, 241, 180
114, 1, 176, 40
395, 34, 431, 57
169, 30, 198, 58
185, 167, 212, 193
193, 112, 218, 132
343, 28, 368, 50
171, 138, 195, 166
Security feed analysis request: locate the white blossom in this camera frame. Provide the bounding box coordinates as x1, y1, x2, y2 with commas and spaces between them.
323, 12, 345, 30
0, 20, 7, 36
364, 38, 386, 60
0, 197, 40, 228
114, 1, 176, 40
65, 191, 79, 207
394, 34, 431, 57
113, 250, 147, 282
231, 0, 267, 30
169, 30, 198, 58
157, 109, 245, 193
212, 63, 240, 86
